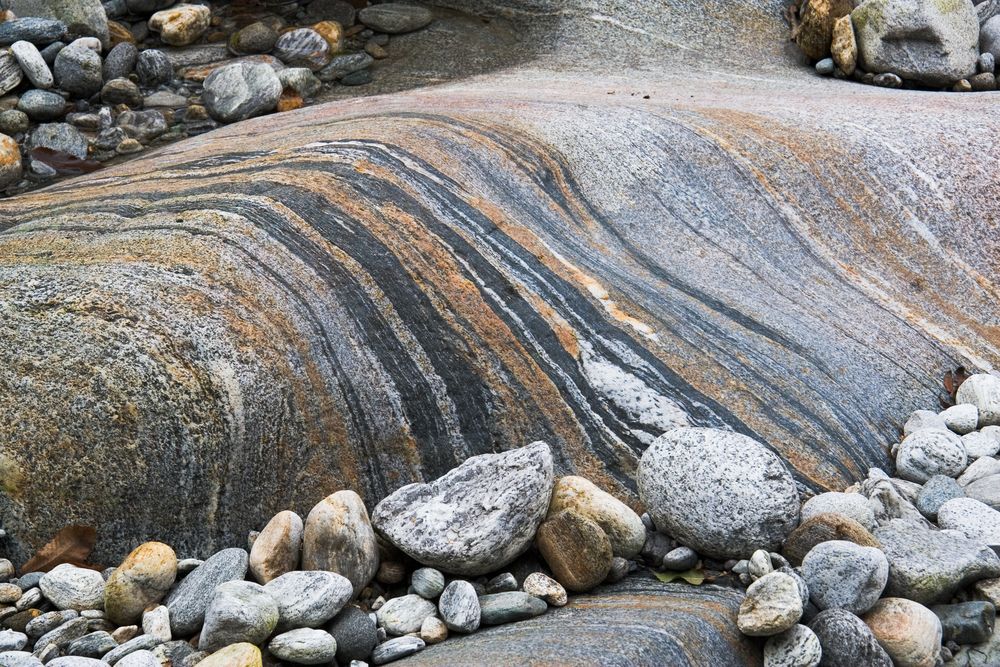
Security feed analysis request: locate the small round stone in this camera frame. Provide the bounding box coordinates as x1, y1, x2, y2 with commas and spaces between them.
103, 42, 137, 81
17, 89, 66, 121
536, 509, 612, 593
763, 624, 821, 667
104, 542, 177, 625
478, 592, 547, 626
661, 546, 698, 571
198, 581, 279, 652
358, 3, 433, 33
190, 642, 261, 667
371, 636, 424, 665
375, 594, 436, 636
11, 41, 53, 89
263, 570, 352, 631
53, 42, 102, 98
0, 132, 20, 188
437, 580, 481, 632
149, 4, 211, 47
737, 572, 803, 637
273, 28, 331, 71
136, 49, 173, 87
895, 429, 968, 483
941, 404, 979, 435
268, 628, 338, 664
815, 58, 835, 74
800, 492, 876, 531
915, 475, 964, 520
546, 475, 645, 558
410, 568, 445, 599
39, 565, 105, 611
801, 540, 888, 615
937, 497, 1000, 550
485, 572, 517, 594
522, 572, 567, 607
229, 22, 279, 56
749, 549, 774, 580
101, 78, 142, 107
957, 375, 1000, 427
962, 430, 1000, 459
419, 616, 447, 645
249, 510, 303, 585
326, 606, 376, 664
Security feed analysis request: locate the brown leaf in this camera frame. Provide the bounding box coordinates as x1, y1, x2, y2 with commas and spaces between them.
20, 526, 98, 575
942, 366, 972, 408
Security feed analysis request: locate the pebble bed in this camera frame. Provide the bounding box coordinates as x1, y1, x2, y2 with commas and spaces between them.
791, 0, 1000, 92
2, 372, 1000, 666
0, 0, 436, 196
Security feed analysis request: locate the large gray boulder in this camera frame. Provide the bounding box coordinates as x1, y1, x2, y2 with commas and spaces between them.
852, 0, 979, 85
638, 427, 800, 559
875, 519, 1000, 604
7, 0, 108, 49
372, 442, 554, 576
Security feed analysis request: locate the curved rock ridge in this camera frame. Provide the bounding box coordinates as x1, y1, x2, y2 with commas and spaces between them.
0, 0, 995, 571
399, 577, 760, 666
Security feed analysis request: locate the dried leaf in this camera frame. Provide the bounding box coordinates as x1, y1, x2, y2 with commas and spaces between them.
654, 569, 705, 585
20, 525, 97, 575
941, 367, 972, 408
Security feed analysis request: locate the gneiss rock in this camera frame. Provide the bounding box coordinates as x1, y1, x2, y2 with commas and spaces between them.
437, 580, 480, 633
116, 109, 167, 143
763, 624, 821, 667
326, 606, 376, 664
65, 630, 116, 658
801, 540, 887, 614
136, 49, 173, 88
895, 429, 967, 483
39, 565, 104, 611
809, 608, 892, 667
875, 519, 1000, 604
375, 594, 436, 636
26, 610, 78, 638
301, 490, 379, 597
202, 61, 282, 124
11, 41, 53, 89
546, 476, 645, 558
638, 427, 799, 559
0, 629, 26, 651
862, 598, 941, 667
937, 497, 1000, 552
198, 581, 279, 652
478, 592, 547, 626
263, 570, 352, 631
0, 50, 23, 96
165, 547, 248, 637
316, 52, 372, 82
33, 615, 90, 649
102, 634, 159, 663
800, 492, 876, 531
273, 28, 331, 71
268, 628, 338, 664
358, 3, 433, 34
958, 374, 1000, 427
737, 571, 803, 637
7, 0, 109, 49
101, 78, 142, 107
148, 5, 210, 47
0, 18, 66, 46
371, 636, 424, 665
521, 572, 566, 608
53, 41, 103, 98
141, 605, 170, 642
250, 510, 303, 584
410, 568, 445, 599
536, 509, 612, 593
373, 442, 554, 577
915, 475, 963, 521
853, 0, 978, 86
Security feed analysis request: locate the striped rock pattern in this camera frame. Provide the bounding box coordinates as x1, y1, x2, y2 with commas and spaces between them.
0, 0, 998, 660
404, 578, 758, 666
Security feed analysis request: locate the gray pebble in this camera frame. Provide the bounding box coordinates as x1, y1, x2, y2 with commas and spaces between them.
485, 572, 516, 595
0, 19, 66, 47
103, 43, 137, 81
65, 631, 116, 658
370, 636, 424, 665
661, 546, 698, 571
53, 42, 103, 98
269, 628, 338, 664
478, 592, 547, 626
410, 569, 446, 599
165, 548, 248, 637
358, 3, 433, 34
17, 89, 66, 121
11, 41, 53, 89
437, 580, 479, 633
916, 474, 964, 520
135, 50, 173, 88
327, 606, 377, 664
263, 570, 352, 631
375, 594, 435, 636
198, 581, 278, 652
815, 58, 835, 75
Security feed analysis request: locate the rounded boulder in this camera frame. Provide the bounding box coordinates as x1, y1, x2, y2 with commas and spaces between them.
638, 427, 799, 559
